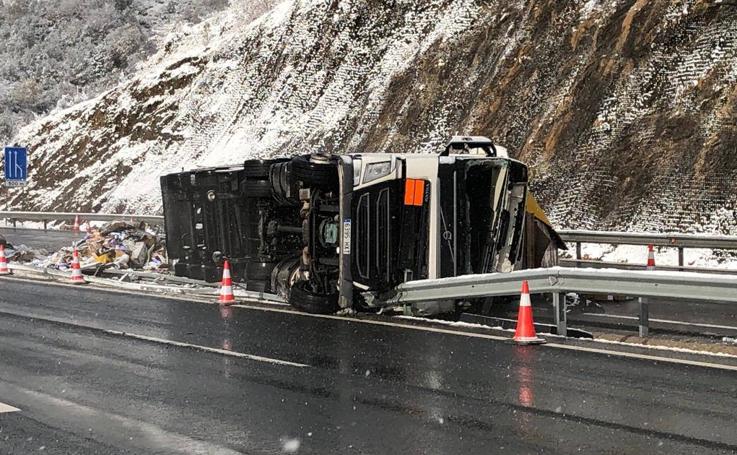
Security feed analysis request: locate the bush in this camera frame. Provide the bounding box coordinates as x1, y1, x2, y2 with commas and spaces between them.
0, 0, 234, 143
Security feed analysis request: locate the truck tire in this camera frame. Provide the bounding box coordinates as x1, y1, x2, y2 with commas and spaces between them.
244, 261, 277, 281
241, 179, 272, 198
243, 160, 272, 179
270, 162, 299, 206
243, 260, 278, 293
291, 155, 338, 190
245, 280, 269, 293
289, 280, 339, 314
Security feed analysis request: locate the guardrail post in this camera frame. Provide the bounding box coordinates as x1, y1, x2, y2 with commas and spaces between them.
575, 242, 581, 268
638, 297, 649, 337
43, 220, 48, 231
678, 247, 684, 271
552, 292, 567, 337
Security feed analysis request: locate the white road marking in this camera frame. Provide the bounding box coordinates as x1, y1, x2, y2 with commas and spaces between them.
583, 312, 737, 331
100, 329, 309, 368
232, 303, 510, 341
545, 342, 737, 372
6, 275, 737, 372
0, 402, 20, 413
0, 304, 308, 369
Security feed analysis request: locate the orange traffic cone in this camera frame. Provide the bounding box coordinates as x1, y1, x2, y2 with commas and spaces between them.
513, 281, 545, 345
70, 246, 85, 285
0, 244, 11, 276
218, 260, 236, 305
646, 244, 656, 271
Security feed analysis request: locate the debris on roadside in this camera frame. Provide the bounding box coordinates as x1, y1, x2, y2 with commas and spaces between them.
8, 244, 49, 262
23, 220, 168, 274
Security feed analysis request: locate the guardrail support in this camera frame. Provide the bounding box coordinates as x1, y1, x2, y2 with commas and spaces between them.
678, 247, 684, 271
638, 297, 649, 337
552, 292, 567, 337
575, 242, 581, 268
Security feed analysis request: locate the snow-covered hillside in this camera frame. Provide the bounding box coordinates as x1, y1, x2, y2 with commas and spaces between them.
0, 0, 252, 141
7, 0, 737, 235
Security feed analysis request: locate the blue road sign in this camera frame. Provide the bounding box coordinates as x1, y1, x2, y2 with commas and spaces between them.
4, 146, 27, 187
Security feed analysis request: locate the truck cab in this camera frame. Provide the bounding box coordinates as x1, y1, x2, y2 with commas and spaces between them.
161, 136, 529, 315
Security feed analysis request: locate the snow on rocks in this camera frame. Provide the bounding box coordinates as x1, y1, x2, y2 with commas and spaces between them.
5, 0, 737, 256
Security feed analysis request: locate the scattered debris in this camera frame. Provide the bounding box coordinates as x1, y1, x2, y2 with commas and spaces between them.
8, 244, 48, 263
20, 221, 168, 274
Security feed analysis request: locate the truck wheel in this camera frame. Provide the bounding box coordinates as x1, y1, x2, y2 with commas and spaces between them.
289, 280, 339, 314
244, 261, 277, 280
270, 161, 299, 206
270, 257, 301, 298
245, 280, 269, 293
241, 179, 272, 198
243, 261, 277, 293
291, 155, 339, 189
243, 160, 272, 179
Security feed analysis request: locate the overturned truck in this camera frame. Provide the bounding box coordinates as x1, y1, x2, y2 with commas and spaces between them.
161, 137, 563, 315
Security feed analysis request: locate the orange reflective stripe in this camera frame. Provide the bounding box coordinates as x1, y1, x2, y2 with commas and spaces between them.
413, 180, 425, 206
404, 179, 416, 206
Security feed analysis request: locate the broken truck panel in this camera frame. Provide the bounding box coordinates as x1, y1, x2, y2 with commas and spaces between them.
160, 136, 561, 316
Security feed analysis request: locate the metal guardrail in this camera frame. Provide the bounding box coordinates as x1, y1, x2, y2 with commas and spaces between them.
0, 211, 164, 230
384, 267, 737, 337
558, 230, 737, 249
558, 230, 737, 270
558, 258, 737, 275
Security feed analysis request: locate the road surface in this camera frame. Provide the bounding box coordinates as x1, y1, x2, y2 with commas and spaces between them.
0, 227, 82, 252
1, 278, 736, 454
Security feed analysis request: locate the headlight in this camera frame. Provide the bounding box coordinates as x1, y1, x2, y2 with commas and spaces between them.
363, 161, 392, 183
353, 158, 362, 186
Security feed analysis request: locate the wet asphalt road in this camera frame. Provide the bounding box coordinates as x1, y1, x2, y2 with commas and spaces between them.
0, 227, 82, 252
4, 226, 737, 338
1, 278, 737, 454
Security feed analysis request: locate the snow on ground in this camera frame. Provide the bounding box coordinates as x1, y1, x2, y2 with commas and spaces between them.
395, 315, 510, 332
593, 337, 737, 359
567, 243, 737, 269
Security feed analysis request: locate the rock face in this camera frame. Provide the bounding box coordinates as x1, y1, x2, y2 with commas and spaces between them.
8, 0, 737, 233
